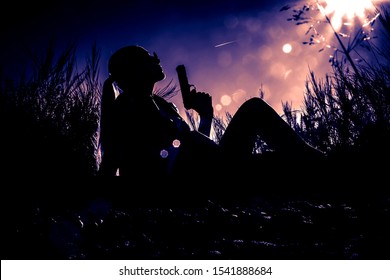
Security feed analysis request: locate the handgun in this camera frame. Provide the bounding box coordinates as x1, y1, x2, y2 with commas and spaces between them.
176, 64, 193, 110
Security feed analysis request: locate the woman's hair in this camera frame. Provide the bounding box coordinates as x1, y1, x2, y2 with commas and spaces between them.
108, 45, 149, 79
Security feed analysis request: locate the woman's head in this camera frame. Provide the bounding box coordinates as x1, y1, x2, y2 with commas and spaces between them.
108, 45, 165, 90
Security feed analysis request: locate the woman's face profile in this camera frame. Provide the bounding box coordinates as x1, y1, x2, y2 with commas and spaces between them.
109, 46, 165, 88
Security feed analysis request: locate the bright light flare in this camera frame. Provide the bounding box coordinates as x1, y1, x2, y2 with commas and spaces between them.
318, 0, 377, 29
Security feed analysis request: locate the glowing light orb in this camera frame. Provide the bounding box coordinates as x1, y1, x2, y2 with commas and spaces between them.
220, 95, 232, 106
172, 139, 181, 148
215, 104, 223, 111
282, 43, 293, 54
160, 149, 168, 158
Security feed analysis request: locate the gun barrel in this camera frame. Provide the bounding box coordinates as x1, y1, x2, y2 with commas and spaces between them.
176, 64, 192, 110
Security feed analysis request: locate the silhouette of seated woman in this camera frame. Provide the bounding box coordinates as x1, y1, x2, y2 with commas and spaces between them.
98, 45, 323, 180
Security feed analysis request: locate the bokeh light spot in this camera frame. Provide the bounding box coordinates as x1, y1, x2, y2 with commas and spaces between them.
244, 18, 262, 33
267, 26, 284, 40
218, 51, 233, 67
160, 149, 168, 158
258, 46, 273, 61
224, 16, 239, 29
172, 139, 181, 148
283, 43, 292, 54
232, 89, 246, 103
270, 63, 287, 79
220, 95, 232, 106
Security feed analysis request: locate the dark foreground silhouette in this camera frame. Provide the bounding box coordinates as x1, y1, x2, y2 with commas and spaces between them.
2, 168, 389, 260
1, 44, 389, 260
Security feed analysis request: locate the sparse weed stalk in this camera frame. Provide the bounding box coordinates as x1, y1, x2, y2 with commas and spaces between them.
281, 0, 381, 78
280, 1, 390, 156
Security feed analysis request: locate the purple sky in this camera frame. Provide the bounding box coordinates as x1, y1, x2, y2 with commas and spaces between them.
2, 0, 386, 117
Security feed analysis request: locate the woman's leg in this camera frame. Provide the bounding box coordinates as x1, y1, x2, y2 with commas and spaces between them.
219, 97, 322, 158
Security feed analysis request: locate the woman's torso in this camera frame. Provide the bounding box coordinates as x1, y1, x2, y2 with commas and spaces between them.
113, 93, 191, 177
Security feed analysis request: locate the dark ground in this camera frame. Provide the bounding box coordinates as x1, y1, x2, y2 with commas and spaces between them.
2, 172, 390, 260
